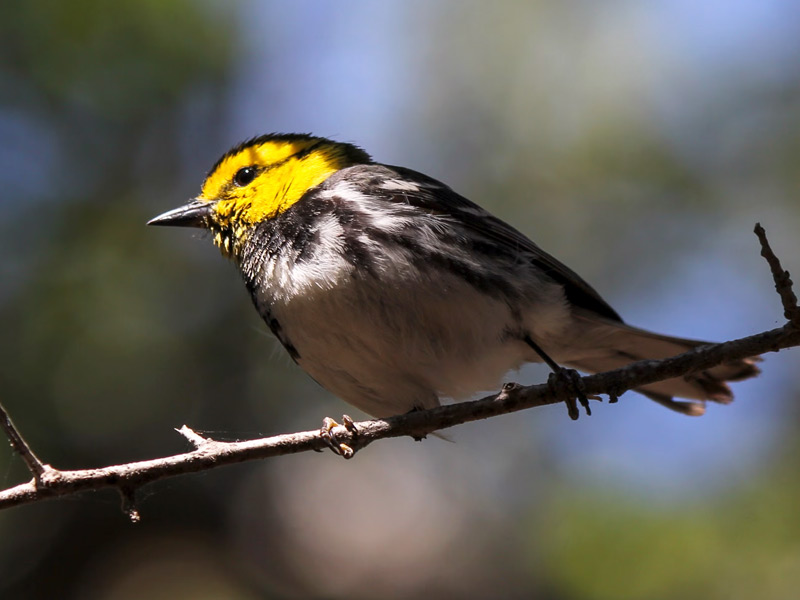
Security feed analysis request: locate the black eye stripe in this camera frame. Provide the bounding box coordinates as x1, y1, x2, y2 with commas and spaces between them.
229, 144, 326, 190
234, 166, 257, 187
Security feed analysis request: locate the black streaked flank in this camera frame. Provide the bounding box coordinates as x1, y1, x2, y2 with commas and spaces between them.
242, 277, 301, 362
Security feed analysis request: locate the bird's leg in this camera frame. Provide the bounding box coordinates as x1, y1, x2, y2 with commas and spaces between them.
524, 335, 591, 420
320, 414, 358, 458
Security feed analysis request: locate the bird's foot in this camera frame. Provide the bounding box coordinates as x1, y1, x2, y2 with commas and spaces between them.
320, 415, 358, 459
547, 368, 598, 420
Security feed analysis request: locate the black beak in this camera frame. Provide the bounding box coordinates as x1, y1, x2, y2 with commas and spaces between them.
147, 199, 214, 228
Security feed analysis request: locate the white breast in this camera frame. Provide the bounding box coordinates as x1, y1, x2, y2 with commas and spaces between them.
257, 252, 567, 417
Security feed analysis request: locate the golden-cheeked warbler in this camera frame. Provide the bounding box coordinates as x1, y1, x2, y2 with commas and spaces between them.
149, 133, 760, 422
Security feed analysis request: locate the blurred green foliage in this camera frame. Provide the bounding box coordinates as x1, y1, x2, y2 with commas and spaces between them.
535, 453, 800, 599
1, 1, 799, 599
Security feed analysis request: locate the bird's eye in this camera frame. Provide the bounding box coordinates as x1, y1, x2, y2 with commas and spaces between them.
233, 166, 256, 187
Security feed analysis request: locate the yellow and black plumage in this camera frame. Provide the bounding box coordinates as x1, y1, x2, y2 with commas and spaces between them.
149, 133, 760, 418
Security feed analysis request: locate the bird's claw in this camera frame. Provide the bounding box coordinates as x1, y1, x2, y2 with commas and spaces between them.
547, 368, 597, 420
320, 415, 358, 458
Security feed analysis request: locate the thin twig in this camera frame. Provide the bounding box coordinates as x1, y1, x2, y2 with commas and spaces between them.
119, 487, 141, 523
0, 401, 47, 482
755, 222, 800, 328
0, 323, 798, 514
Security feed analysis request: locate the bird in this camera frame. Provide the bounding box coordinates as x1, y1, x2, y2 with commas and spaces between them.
148, 133, 760, 424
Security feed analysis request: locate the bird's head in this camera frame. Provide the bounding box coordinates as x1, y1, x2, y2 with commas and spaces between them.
148, 133, 371, 256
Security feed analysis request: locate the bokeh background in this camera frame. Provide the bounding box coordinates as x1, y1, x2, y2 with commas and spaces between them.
1, 1, 799, 598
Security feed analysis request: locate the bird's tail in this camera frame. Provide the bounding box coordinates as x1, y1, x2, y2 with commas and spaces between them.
562, 317, 761, 416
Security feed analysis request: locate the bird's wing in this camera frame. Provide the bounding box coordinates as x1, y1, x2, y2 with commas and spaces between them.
353, 163, 623, 323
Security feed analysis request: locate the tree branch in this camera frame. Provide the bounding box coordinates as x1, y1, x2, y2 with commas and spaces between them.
1, 224, 797, 518
755, 222, 800, 328
0, 401, 47, 482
